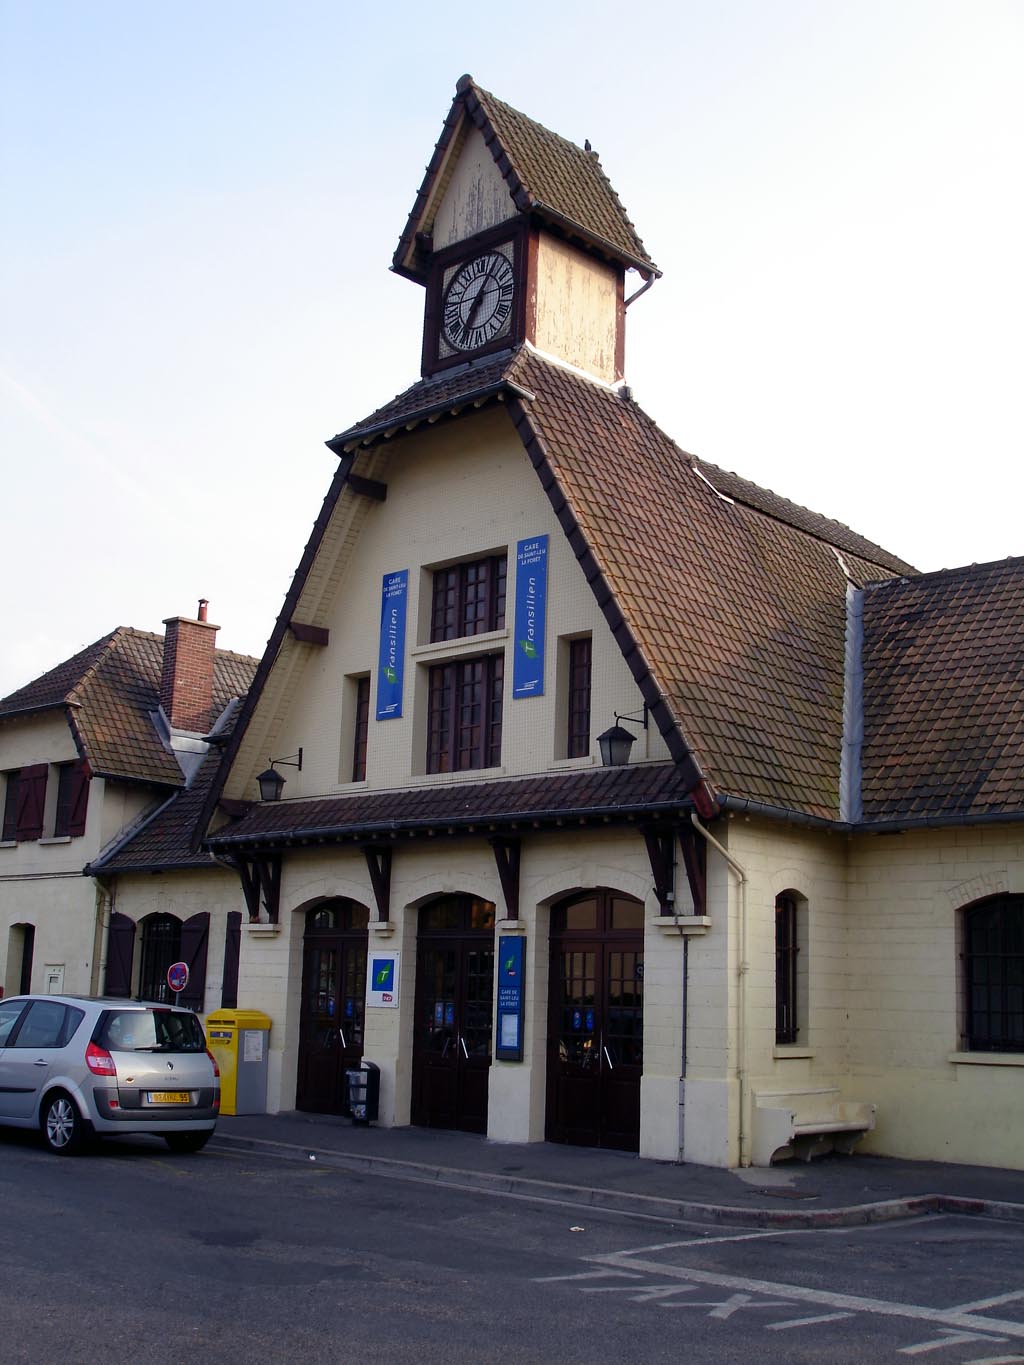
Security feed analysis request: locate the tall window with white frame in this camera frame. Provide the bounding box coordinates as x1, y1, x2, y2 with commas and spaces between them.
775, 892, 800, 1044
962, 894, 1024, 1053
351, 676, 370, 782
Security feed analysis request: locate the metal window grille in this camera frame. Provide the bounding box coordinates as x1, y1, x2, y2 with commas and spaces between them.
775, 894, 799, 1044
139, 914, 182, 1004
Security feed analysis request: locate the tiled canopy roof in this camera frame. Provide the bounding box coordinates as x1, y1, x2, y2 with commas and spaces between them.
861, 557, 1024, 823
0, 628, 257, 788
394, 76, 655, 280
207, 763, 699, 851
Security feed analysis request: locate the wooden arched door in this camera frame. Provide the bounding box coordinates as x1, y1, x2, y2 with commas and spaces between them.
547, 889, 644, 1152
296, 900, 369, 1114
412, 896, 495, 1134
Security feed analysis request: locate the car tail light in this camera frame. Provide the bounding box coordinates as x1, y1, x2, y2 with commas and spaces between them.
206, 1047, 220, 1078
86, 1041, 117, 1076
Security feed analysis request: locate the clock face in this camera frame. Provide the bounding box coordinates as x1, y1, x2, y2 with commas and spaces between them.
441, 250, 516, 353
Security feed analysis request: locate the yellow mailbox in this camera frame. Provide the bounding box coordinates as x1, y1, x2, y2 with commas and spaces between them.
205, 1009, 272, 1115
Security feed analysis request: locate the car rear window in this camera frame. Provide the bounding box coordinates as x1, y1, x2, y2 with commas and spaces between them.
97, 1009, 206, 1053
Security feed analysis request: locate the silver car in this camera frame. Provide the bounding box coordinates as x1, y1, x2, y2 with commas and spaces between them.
0, 994, 220, 1154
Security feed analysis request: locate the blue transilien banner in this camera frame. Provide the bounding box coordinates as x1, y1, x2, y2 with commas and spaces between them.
512, 535, 548, 698
495, 934, 525, 1061
376, 569, 408, 720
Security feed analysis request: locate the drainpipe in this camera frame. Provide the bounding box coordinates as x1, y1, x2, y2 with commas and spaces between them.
91, 875, 115, 996
690, 814, 751, 1167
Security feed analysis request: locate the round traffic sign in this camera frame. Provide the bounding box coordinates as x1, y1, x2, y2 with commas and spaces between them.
167, 961, 189, 994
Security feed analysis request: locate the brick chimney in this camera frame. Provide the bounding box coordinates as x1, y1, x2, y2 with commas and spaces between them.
160, 599, 219, 733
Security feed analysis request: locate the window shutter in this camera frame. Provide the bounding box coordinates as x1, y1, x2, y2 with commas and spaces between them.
105, 913, 137, 997
55, 760, 91, 838
178, 912, 210, 1012
221, 912, 241, 1009
16, 764, 48, 841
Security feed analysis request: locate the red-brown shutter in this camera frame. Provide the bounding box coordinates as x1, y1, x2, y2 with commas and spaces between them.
66, 761, 90, 837
178, 912, 210, 1012
16, 764, 48, 841
105, 913, 137, 998
221, 912, 241, 1009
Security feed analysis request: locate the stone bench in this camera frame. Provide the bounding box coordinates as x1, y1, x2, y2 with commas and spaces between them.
751, 1086, 877, 1166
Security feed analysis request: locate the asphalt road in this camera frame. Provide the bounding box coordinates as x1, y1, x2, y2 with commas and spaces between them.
2, 1127, 1023, 1364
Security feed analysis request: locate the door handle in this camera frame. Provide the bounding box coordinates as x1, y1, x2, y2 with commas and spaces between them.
338, 1028, 348, 1049
459, 1036, 469, 1059
34, 1059, 50, 1067
603, 1046, 614, 1070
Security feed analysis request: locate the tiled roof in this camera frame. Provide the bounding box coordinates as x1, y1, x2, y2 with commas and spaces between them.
695, 461, 916, 578
327, 351, 518, 452
0, 628, 258, 788
861, 558, 1024, 823
394, 76, 655, 280
207, 763, 698, 848
89, 749, 226, 872
504, 349, 906, 820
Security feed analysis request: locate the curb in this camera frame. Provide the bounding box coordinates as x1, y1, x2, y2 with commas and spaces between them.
208, 1131, 1024, 1230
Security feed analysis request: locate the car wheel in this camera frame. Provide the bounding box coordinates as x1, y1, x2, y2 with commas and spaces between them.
164, 1130, 212, 1154
42, 1091, 86, 1155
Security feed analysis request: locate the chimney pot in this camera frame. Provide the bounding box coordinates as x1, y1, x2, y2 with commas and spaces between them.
198, 598, 209, 622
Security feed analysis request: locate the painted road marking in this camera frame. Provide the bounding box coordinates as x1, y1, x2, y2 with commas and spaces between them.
899, 1330, 1010, 1354
954, 1294, 1024, 1314
581, 1251, 1024, 1338
766, 1312, 856, 1331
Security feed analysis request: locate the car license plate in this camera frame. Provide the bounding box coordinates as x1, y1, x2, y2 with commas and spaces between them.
148, 1091, 191, 1104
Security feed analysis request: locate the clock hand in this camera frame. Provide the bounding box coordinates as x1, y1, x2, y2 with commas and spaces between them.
465, 276, 497, 331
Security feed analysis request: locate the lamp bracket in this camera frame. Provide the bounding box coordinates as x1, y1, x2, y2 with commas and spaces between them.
614, 706, 648, 732
268, 747, 303, 771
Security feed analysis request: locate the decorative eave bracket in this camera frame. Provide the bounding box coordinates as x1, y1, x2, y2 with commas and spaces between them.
490, 836, 521, 920
233, 853, 282, 925
362, 844, 393, 922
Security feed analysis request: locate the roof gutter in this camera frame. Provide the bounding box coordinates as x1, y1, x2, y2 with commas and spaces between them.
714, 792, 1024, 835
206, 793, 704, 851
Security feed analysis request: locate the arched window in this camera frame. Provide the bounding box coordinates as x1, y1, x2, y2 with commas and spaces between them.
963, 895, 1024, 1053
139, 914, 182, 1003
775, 891, 808, 1046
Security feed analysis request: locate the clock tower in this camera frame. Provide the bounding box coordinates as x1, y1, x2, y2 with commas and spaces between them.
393, 75, 659, 383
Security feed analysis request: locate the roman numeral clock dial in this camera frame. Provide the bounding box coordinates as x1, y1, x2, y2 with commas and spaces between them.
441, 251, 516, 354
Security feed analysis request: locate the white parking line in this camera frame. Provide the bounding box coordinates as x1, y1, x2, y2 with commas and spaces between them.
767, 1312, 855, 1331
954, 1293, 1024, 1314
583, 1252, 1024, 1339
899, 1330, 1009, 1355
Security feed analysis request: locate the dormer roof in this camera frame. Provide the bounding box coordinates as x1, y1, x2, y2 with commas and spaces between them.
393, 75, 657, 282
0, 628, 257, 788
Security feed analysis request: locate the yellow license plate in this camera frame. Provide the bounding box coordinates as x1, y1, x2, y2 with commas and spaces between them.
148, 1091, 191, 1104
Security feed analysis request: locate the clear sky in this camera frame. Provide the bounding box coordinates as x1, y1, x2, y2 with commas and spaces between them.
2, 0, 1021, 697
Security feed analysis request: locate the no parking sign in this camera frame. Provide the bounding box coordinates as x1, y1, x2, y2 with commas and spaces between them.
167, 961, 189, 994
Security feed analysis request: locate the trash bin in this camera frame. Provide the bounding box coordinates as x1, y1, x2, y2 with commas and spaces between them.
205, 1009, 272, 1115
345, 1061, 380, 1125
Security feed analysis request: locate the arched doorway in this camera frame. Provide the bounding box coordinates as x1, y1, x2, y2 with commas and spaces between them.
296, 900, 369, 1114
412, 895, 495, 1134
547, 889, 644, 1152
